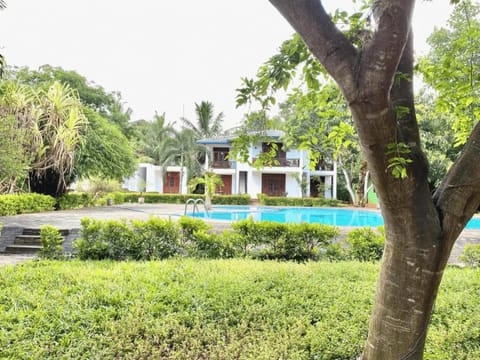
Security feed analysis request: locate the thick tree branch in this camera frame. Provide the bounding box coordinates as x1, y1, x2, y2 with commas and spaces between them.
391, 29, 420, 144
433, 121, 480, 252
359, 0, 416, 97
268, 0, 358, 98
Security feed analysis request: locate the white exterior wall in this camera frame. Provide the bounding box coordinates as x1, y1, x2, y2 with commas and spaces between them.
285, 173, 302, 198
122, 174, 141, 192
145, 164, 157, 192
249, 172, 262, 199
123, 163, 187, 194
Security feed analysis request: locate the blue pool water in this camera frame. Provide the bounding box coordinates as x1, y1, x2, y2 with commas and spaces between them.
187, 205, 480, 229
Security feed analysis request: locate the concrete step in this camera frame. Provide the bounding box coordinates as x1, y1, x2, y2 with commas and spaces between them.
4, 244, 42, 255
22, 228, 70, 236
14, 235, 42, 245
22, 228, 41, 236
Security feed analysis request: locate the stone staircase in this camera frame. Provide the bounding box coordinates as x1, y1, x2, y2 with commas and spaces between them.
3, 228, 68, 255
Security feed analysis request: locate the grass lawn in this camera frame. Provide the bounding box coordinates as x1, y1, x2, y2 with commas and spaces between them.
0, 259, 479, 359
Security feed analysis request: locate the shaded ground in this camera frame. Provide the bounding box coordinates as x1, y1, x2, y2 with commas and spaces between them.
0, 203, 478, 265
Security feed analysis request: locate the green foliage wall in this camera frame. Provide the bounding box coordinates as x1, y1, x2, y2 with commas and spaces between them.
0, 194, 56, 216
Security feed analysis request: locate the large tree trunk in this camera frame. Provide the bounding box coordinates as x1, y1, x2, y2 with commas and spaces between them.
356, 161, 368, 207
267, 0, 480, 358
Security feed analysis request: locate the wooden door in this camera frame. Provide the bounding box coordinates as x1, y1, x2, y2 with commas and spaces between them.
261, 174, 286, 196
163, 172, 180, 194
216, 175, 232, 195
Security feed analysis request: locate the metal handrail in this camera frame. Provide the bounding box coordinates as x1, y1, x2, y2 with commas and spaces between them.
184, 198, 209, 217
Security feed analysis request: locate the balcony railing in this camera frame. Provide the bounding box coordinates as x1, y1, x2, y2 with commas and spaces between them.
212, 160, 233, 169
252, 158, 300, 167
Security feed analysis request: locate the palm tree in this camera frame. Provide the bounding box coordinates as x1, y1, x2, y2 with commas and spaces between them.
158, 128, 205, 187
181, 101, 225, 167
181, 101, 224, 139
136, 112, 176, 164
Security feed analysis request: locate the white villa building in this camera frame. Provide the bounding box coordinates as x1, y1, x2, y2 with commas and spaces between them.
123, 163, 188, 194
197, 130, 337, 200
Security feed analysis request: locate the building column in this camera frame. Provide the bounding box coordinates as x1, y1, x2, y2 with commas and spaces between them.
333, 161, 338, 199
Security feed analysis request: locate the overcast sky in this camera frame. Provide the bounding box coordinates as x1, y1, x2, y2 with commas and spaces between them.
0, 1, 453, 129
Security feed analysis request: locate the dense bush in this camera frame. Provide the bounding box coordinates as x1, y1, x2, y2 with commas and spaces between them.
344, 227, 385, 262
38, 225, 64, 260
56, 192, 95, 210
178, 217, 237, 258
233, 218, 338, 261
258, 194, 342, 207
74, 216, 339, 262
460, 243, 480, 267
186, 230, 237, 259
96, 192, 250, 206
178, 216, 211, 246
212, 194, 250, 205
0, 193, 56, 216
38, 192, 251, 212
73, 218, 109, 260
1, 260, 479, 359
74, 217, 179, 261
131, 218, 179, 260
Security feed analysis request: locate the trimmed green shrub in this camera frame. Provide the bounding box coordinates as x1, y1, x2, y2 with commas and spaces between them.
323, 242, 348, 261
188, 230, 236, 259
56, 192, 95, 210
38, 225, 64, 260
102, 220, 137, 260
131, 218, 179, 260
233, 218, 338, 261
460, 243, 480, 267
279, 222, 337, 261
75, 217, 180, 261
105, 192, 250, 206
258, 195, 342, 207
178, 216, 211, 247
73, 218, 110, 260
212, 194, 250, 205
106, 191, 127, 205
231, 217, 259, 257
0, 193, 56, 215
178, 216, 237, 258
344, 227, 385, 262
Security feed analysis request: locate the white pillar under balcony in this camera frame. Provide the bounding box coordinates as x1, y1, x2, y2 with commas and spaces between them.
333, 161, 338, 199
204, 146, 210, 170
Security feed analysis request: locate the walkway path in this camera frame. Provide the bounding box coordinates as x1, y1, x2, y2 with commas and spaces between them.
1, 204, 479, 265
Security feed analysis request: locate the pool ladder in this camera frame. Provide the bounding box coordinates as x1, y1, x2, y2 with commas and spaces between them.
184, 198, 209, 217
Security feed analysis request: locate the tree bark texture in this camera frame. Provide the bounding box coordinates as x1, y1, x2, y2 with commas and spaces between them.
268, 0, 480, 358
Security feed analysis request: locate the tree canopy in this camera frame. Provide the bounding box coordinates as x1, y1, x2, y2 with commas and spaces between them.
419, 0, 480, 146
0, 66, 137, 195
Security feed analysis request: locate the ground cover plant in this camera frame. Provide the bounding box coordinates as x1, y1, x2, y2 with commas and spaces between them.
0, 260, 479, 359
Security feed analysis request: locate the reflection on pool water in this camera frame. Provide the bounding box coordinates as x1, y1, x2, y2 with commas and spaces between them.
187, 205, 480, 229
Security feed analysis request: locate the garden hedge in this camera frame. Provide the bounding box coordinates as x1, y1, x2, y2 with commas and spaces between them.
0, 194, 56, 216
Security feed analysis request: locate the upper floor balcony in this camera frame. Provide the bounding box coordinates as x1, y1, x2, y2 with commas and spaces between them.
212, 160, 234, 169
252, 157, 300, 167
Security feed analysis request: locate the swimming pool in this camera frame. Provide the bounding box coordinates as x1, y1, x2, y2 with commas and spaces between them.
187, 205, 480, 229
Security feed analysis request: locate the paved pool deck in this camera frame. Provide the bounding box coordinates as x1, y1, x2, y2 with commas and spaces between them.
0, 203, 479, 265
